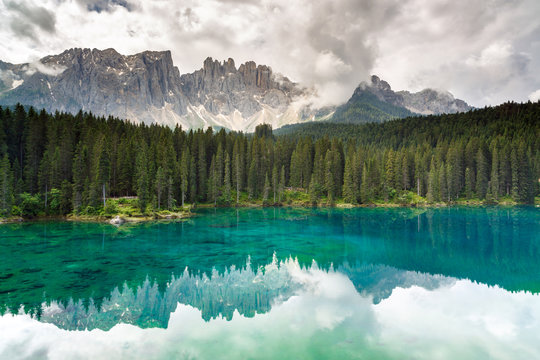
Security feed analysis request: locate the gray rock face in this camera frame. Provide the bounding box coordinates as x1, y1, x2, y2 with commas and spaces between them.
179, 57, 303, 117
397, 88, 472, 115
363, 75, 472, 115
0, 48, 188, 123
0, 48, 472, 131
0, 49, 309, 131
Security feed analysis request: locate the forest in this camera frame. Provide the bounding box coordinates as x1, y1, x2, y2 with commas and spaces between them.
0, 101, 538, 218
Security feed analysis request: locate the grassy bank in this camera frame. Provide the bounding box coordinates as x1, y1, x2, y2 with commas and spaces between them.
1, 192, 538, 225
195, 190, 538, 208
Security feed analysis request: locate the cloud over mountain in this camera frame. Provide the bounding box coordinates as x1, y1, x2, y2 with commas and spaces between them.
0, 0, 538, 107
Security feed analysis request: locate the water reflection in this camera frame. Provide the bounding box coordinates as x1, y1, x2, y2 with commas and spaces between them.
1, 258, 539, 360
30, 258, 454, 331
0, 207, 539, 338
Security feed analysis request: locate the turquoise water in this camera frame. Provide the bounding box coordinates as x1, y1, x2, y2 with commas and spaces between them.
0, 207, 539, 359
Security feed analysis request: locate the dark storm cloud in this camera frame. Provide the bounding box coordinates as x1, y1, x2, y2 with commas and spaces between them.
4, 0, 56, 40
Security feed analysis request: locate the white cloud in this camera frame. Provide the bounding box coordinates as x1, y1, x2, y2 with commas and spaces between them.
0, 0, 539, 106
24, 61, 67, 76
1, 263, 540, 359
0, 69, 19, 89
529, 89, 540, 102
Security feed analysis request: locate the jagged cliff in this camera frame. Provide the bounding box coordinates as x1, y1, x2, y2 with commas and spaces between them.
0, 49, 188, 123
367, 75, 472, 115
0, 49, 472, 130
0, 48, 316, 131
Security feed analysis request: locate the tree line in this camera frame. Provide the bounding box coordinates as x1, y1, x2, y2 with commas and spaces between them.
0, 101, 538, 216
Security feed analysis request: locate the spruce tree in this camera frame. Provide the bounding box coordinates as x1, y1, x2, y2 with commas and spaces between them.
247, 159, 257, 199
279, 165, 285, 202
224, 152, 231, 203
198, 142, 207, 200
263, 173, 270, 204
180, 147, 190, 207
490, 145, 500, 200
0, 155, 13, 216
475, 147, 489, 199
272, 165, 278, 204
511, 146, 519, 201
464, 167, 473, 199
135, 144, 150, 212
360, 162, 370, 204
208, 155, 218, 206
343, 151, 357, 203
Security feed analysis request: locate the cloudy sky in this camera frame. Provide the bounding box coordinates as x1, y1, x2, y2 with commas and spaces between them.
0, 0, 539, 106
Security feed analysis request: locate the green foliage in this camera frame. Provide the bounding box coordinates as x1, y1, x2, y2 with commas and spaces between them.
103, 199, 119, 215
18, 193, 42, 217
0, 100, 537, 220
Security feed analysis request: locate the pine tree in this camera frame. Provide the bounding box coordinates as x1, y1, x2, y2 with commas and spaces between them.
272, 165, 278, 204
426, 157, 438, 203
224, 152, 231, 203
263, 173, 270, 204
207, 155, 218, 206
360, 162, 370, 203
402, 151, 410, 190
24, 109, 46, 194
90, 136, 110, 208
155, 167, 167, 209
385, 150, 395, 191
135, 143, 150, 212
215, 143, 224, 189
279, 165, 285, 202
446, 162, 456, 201
325, 150, 335, 203
0, 155, 13, 215
475, 147, 489, 199
309, 176, 323, 205
180, 147, 190, 207
59, 180, 73, 215
517, 141, 534, 203
439, 163, 448, 202
490, 145, 500, 200
464, 167, 473, 199
247, 158, 257, 199
343, 151, 357, 204
500, 142, 512, 196
167, 176, 174, 209
511, 146, 519, 201
232, 138, 244, 204
198, 141, 207, 200
189, 154, 197, 204
72, 143, 89, 212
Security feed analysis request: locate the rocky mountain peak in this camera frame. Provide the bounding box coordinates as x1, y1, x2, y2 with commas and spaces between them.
356, 75, 472, 115
179, 57, 299, 121
370, 75, 392, 92
0, 48, 473, 131
396, 88, 472, 115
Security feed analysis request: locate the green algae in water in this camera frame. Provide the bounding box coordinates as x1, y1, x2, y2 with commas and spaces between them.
0, 207, 539, 359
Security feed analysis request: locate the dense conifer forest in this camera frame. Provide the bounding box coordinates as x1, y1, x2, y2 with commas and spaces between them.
0, 102, 538, 217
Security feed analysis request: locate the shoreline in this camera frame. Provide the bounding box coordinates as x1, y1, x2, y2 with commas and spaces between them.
1, 201, 537, 225
0, 211, 192, 225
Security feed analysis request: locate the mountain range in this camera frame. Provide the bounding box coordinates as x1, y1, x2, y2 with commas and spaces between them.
0, 48, 472, 131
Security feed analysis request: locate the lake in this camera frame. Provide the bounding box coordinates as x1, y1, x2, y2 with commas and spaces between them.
1, 207, 539, 359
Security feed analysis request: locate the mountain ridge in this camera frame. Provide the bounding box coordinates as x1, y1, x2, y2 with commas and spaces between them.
0, 48, 472, 130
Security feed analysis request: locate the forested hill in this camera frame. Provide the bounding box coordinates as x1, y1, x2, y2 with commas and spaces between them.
0, 101, 538, 219
276, 101, 539, 147
329, 88, 415, 124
